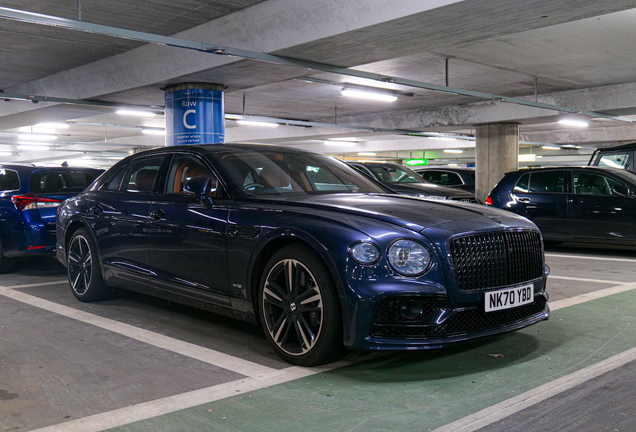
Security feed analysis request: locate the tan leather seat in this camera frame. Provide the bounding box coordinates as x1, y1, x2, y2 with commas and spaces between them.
258, 165, 290, 188
173, 162, 217, 195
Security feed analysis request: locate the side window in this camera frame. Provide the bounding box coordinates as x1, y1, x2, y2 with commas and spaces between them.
122, 156, 165, 193
573, 172, 627, 196
597, 153, 631, 170
528, 171, 565, 193
351, 165, 373, 178
165, 155, 218, 197
420, 171, 440, 183
513, 173, 530, 193
104, 165, 128, 191
0, 169, 20, 192
442, 172, 463, 186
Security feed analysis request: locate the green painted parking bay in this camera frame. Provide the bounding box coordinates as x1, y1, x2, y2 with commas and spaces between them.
108, 289, 636, 432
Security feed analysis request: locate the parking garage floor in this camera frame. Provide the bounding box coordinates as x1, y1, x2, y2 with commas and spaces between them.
2, 247, 636, 432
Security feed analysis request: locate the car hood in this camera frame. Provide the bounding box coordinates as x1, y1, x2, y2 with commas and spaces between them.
382, 182, 473, 198
257, 193, 536, 233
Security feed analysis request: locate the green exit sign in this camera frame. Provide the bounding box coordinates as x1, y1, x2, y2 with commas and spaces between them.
406, 159, 428, 166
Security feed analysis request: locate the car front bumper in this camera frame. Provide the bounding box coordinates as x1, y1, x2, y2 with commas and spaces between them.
343, 277, 549, 351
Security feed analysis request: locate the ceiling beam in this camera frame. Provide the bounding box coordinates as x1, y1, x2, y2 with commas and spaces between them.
0, 6, 634, 124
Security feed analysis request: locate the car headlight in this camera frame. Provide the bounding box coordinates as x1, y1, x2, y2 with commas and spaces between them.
349, 241, 381, 265
388, 239, 431, 276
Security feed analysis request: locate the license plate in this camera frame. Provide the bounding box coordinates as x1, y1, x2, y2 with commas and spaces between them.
485, 284, 534, 312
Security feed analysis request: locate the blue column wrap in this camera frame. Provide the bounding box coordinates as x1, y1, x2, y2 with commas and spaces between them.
165, 87, 224, 145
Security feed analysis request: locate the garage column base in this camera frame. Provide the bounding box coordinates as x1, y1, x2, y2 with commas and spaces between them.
475, 122, 519, 202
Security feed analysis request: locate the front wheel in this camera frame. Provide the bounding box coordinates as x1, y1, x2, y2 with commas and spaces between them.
259, 244, 345, 366
67, 228, 114, 302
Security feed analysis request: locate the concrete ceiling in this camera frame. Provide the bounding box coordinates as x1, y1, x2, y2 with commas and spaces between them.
0, 0, 636, 167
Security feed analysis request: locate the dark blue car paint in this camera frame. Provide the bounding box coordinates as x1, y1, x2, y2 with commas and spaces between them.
488, 166, 636, 245
57, 145, 549, 351
0, 165, 102, 258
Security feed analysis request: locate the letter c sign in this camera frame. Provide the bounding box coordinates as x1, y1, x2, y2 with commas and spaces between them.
183, 109, 196, 130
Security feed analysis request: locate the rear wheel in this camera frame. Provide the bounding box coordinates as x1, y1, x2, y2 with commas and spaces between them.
67, 228, 114, 302
259, 244, 345, 366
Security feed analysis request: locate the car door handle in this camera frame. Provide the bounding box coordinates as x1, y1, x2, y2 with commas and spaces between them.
149, 209, 166, 221
517, 197, 531, 203
89, 205, 103, 215
568, 199, 583, 204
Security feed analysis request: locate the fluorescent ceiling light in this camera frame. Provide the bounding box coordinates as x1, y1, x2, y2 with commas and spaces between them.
430, 137, 457, 141
324, 141, 356, 147
558, 119, 588, 128
536, 155, 543, 158
18, 145, 50, 151
518, 154, 536, 162
358, 160, 386, 163
358, 152, 376, 156
448, 164, 459, 167
0, 152, 12, 156
542, 145, 561, 150
443, 149, 463, 154
116, 109, 157, 117
142, 128, 166, 135
18, 134, 57, 141
341, 88, 397, 102
35, 122, 69, 129
236, 120, 279, 127
327, 137, 357, 142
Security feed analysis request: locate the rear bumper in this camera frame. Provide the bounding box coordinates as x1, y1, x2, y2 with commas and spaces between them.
1, 214, 57, 258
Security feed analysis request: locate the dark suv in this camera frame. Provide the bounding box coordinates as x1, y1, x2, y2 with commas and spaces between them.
486, 166, 636, 245
0, 165, 102, 271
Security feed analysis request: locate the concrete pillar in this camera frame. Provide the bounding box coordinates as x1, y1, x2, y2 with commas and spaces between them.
475, 123, 519, 202
164, 82, 225, 146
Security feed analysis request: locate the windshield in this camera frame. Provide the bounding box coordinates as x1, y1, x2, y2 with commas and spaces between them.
367, 164, 426, 184
219, 149, 386, 196
30, 169, 102, 194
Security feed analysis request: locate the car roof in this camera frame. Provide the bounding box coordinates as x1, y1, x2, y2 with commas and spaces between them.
594, 142, 636, 152
504, 166, 624, 176
415, 167, 475, 172
135, 143, 324, 157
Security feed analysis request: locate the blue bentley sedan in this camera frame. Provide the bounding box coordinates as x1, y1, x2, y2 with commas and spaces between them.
56, 145, 549, 366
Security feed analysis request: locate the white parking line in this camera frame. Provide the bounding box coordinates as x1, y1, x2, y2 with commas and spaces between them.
7, 280, 67, 289
0, 286, 278, 378
549, 281, 636, 311
549, 275, 627, 285
28, 353, 375, 432
431, 344, 636, 432
545, 253, 636, 263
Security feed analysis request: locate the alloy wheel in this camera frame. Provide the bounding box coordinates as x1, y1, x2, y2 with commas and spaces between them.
68, 235, 92, 296
262, 259, 323, 356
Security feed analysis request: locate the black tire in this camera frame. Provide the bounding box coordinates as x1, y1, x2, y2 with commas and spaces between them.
258, 244, 345, 366
0, 245, 15, 273
67, 227, 115, 302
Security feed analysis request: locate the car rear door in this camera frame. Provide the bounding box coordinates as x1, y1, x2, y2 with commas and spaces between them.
87, 154, 168, 289
146, 153, 231, 305
509, 170, 569, 239
567, 170, 636, 242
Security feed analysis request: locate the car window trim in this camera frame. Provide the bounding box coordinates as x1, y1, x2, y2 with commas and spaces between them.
120, 153, 170, 194
513, 171, 567, 195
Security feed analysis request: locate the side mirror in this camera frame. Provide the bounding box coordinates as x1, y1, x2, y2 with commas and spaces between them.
184, 176, 213, 209
612, 184, 630, 197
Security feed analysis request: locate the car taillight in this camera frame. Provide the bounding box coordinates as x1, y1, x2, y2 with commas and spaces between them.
11, 194, 62, 211
485, 195, 493, 206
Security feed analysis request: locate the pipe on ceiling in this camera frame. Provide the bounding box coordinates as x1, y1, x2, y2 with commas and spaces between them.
0, 6, 633, 125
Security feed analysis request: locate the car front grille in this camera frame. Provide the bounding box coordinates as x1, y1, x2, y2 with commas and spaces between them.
450, 231, 543, 292
371, 296, 547, 338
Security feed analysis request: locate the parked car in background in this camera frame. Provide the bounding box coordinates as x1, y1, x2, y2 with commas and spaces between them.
487, 166, 636, 245
414, 167, 475, 194
589, 142, 636, 172
348, 161, 478, 202
56, 145, 548, 366
0, 164, 103, 272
